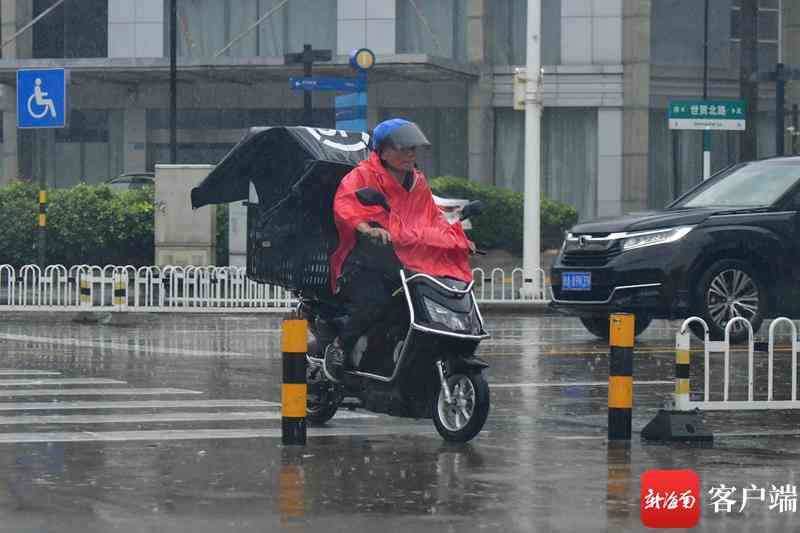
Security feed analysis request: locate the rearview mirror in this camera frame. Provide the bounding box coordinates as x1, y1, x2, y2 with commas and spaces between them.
355, 188, 390, 212
460, 200, 483, 221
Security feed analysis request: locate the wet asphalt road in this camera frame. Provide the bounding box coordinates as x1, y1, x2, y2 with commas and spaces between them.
0, 312, 799, 532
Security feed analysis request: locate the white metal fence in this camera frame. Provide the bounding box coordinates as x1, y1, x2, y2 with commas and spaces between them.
671, 316, 800, 411
0, 264, 549, 312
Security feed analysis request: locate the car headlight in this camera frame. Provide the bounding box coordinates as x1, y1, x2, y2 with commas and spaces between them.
423, 297, 469, 331
620, 226, 694, 251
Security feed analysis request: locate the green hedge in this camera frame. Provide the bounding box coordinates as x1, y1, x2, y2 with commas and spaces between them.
0, 180, 155, 267
429, 176, 578, 254
0, 176, 577, 267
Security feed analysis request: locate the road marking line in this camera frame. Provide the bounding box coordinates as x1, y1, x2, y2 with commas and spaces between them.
0, 333, 250, 357
170, 329, 282, 334
491, 380, 673, 389
0, 400, 279, 411
715, 430, 800, 438
0, 388, 202, 398
550, 435, 605, 441
0, 426, 432, 443
0, 378, 126, 387
0, 410, 377, 425
0, 370, 61, 376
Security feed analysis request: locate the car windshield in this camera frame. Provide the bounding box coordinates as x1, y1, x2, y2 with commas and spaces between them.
673, 162, 800, 208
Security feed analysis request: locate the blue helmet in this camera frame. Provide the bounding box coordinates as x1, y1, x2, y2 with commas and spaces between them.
372, 118, 431, 154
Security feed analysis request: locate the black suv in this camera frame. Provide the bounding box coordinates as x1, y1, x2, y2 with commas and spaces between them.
550, 157, 800, 341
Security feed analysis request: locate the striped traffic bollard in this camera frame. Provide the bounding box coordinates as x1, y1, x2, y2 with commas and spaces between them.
281, 317, 308, 445
113, 273, 127, 308
608, 313, 634, 441
79, 273, 92, 307
674, 328, 691, 410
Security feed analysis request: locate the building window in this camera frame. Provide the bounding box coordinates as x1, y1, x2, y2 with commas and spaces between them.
20, 110, 124, 188
730, 0, 781, 70
145, 107, 336, 169
174, 0, 336, 58
33, 0, 107, 58
396, 0, 468, 61
488, 0, 561, 66
494, 108, 597, 220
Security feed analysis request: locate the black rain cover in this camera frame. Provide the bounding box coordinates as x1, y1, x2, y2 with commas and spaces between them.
190, 126, 370, 209
189, 126, 371, 296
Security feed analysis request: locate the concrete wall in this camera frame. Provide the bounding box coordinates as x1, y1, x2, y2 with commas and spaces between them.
0, 0, 33, 184
154, 164, 216, 266
337, 0, 396, 55
108, 0, 164, 58
561, 0, 623, 65
622, 0, 651, 213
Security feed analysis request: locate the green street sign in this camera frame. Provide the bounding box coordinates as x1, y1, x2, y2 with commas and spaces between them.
668, 100, 746, 131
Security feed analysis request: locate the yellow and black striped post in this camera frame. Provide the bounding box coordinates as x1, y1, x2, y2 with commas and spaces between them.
37, 190, 47, 267
79, 273, 92, 307
674, 329, 691, 410
113, 273, 127, 307
282, 317, 308, 445
608, 313, 634, 441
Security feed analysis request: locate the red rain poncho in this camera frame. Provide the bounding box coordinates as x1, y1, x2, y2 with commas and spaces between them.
330, 153, 472, 292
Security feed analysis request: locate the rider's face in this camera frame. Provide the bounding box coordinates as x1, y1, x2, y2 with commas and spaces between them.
382, 146, 417, 173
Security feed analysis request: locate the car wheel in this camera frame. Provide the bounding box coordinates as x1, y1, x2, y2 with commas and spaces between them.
694, 259, 766, 342
579, 315, 653, 340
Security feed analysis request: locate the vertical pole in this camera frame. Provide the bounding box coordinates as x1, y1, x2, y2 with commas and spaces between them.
281, 316, 307, 445
776, 63, 785, 157
37, 189, 46, 267
608, 313, 634, 442
702, 0, 711, 179
793, 104, 799, 155
303, 44, 313, 126
674, 329, 691, 410
521, 0, 541, 300
741, 0, 759, 161
169, 0, 178, 164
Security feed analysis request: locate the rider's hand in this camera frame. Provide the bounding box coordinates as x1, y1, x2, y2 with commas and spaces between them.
467, 240, 477, 254
364, 227, 392, 244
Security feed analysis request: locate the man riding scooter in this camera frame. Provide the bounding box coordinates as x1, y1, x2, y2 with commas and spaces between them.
323, 118, 477, 383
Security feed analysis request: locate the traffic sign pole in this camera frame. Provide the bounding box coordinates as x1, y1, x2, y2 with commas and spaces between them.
285, 45, 332, 127
303, 45, 312, 126
776, 63, 785, 157
17, 67, 69, 268
702, 131, 711, 180
702, 0, 711, 180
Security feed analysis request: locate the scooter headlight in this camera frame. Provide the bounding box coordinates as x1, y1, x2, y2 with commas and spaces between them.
423, 297, 469, 332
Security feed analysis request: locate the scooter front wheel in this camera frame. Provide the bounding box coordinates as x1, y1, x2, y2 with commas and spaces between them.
432, 372, 489, 442
306, 364, 339, 425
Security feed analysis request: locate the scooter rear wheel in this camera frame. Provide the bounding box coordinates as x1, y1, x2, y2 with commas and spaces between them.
432, 372, 489, 442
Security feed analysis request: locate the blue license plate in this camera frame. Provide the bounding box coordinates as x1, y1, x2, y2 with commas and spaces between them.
562, 272, 591, 291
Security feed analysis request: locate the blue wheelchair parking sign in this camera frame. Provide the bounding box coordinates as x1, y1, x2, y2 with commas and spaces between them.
17, 69, 66, 128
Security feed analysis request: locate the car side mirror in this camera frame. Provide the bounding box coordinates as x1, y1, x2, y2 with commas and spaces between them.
355, 187, 390, 212
460, 200, 483, 221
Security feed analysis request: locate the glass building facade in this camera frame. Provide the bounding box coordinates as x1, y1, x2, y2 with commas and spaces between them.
1, 0, 795, 222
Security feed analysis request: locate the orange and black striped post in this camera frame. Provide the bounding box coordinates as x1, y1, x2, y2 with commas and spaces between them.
608, 313, 634, 441
282, 316, 308, 445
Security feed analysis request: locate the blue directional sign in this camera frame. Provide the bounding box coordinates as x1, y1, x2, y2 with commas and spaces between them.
289, 76, 366, 93
17, 68, 67, 129
336, 92, 367, 132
